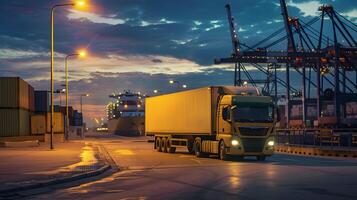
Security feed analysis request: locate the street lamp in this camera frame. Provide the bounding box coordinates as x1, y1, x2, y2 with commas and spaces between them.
54, 88, 66, 106
50, 1, 86, 149
64, 50, 86, 141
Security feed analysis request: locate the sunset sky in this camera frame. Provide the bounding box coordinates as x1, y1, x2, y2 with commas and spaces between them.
1, 0, 356, 126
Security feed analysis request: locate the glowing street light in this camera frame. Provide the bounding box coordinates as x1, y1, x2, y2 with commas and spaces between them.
49, 1, 87, 149
64, 49, 87, 141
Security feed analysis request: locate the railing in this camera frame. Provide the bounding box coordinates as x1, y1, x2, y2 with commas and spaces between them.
275, 128, 357, 147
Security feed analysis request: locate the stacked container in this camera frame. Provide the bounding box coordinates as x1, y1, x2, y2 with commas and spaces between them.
72, 110, 83, 126
34, 91, 50, 113
0, 77, 33, 137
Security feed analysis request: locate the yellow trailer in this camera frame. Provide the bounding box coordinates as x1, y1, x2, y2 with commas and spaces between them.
145, 86, 276, 160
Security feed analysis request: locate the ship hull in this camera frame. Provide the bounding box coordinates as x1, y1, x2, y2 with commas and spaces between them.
108, 117, 145, 136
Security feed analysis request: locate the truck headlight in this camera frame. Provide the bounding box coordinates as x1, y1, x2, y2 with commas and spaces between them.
268, 141, 274, 146
231, 140, 239, 146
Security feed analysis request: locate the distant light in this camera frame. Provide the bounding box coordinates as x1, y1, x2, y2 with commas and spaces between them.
243, 81, 248, 86
268, 141, 274, 146
154, 89, 158, 93
169, 80, 174, 84
124, 104, 128, 108
78, 50, 86, 57
182, 84, 187, 88
76, 1, 85, 7
86, 94, 89, 97
137, 104, 141, 108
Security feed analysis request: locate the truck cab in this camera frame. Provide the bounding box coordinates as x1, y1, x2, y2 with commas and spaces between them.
216, 95, 275, 160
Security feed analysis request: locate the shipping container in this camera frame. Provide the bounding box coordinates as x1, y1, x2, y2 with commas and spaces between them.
0, 77, 30, 109
71, 110, 83, 126
28, 85, 35, 112
46, 112, 64, 133
35, 91, 49, 113
31, 115, 46, 135
0, 109, 30, 137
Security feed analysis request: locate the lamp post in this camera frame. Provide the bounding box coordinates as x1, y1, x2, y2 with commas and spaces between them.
50, 1, 85, 149
64, 51, 86, 141
54, 88, 65, 106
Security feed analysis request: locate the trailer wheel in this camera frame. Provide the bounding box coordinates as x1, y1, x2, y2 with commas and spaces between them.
219, 141, 229, 161
166, 138, 176, 153
162, 137, 168, 153
156, 137, 162, 152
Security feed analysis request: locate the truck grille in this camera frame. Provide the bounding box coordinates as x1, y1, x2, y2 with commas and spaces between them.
241, 138, 266, 152
239, 127, 268, 136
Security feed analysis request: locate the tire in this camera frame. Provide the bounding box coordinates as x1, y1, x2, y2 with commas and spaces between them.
257, 156, 266, 161
194, 139, 207, 158
166, 138, 176, 153
162, 137, 168, 153
193, 140, 201, 157
219, 141, 229, 161
156, 137, 162, 152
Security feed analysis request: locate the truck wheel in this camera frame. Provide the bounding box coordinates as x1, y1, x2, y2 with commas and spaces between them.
156, 137, 162, 152
162, 137, 168, 153
166, 138, 176, 153
219, 141, 229, 161
194, 140, 207, 157
257, 156, 266, 161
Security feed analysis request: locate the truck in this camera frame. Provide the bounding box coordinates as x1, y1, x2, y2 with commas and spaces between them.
145, 86, 277, 160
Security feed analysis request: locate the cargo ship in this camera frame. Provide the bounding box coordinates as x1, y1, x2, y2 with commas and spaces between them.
107, 91, 145, 136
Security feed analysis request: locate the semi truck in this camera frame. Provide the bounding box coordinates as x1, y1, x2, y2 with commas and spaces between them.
145, 86, 277, 160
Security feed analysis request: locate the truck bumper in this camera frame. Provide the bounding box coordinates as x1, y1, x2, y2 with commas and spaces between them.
225, 137, 274, 156
227, 146, 274, 156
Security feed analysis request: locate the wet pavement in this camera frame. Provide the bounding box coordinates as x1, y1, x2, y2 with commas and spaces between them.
0, 141, 105, 192
25, 134, 357, 199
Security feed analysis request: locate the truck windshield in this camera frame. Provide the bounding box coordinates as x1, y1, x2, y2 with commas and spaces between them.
232, 105, 273, 123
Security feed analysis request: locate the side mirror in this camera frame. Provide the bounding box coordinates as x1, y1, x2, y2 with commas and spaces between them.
222, 107, 231, 122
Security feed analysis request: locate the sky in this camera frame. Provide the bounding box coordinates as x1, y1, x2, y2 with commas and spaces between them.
0, 0, 356, 127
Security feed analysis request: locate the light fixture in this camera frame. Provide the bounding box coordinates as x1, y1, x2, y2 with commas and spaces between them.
268, 141, 274, 146
231, 140, 239, 146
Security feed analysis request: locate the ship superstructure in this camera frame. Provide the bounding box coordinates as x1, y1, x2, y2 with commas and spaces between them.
106, 91, 146, 136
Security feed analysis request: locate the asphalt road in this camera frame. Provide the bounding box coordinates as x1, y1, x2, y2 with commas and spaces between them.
33, 134, 357, 200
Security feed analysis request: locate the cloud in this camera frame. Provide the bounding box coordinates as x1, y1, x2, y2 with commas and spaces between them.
341, 9, 357, 23
139, 18, 177, 26
287, 0, 321, 17
67, 9, 126, 25
0, 48, 46, 59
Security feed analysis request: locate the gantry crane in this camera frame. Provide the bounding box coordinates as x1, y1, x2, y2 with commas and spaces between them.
215, 0, 357, 128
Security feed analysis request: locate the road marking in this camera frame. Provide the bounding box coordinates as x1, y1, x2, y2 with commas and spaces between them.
115, 149, 134, 155
190, 158, 202, 164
